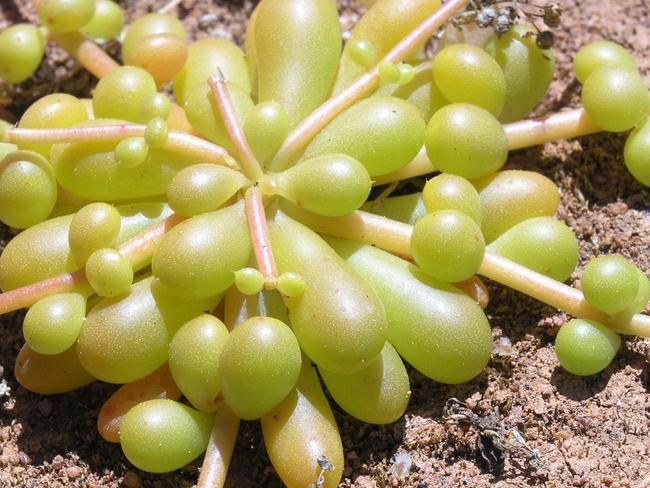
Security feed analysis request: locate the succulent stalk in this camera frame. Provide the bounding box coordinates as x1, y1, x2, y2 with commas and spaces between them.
0, 214, 184, 314
268, 0, 472, 171
375, 107, 604, 184
2, 125, 237, 168
288, 208, 650, 338
208, 73, 262, 181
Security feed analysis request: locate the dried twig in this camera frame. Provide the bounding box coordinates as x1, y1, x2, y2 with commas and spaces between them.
444, 398, 544, 470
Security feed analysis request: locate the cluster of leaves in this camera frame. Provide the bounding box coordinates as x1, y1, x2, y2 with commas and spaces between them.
0, 0, 648, 486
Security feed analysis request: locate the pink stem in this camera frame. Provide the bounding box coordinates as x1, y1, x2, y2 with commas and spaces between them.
208, 74, 263, 180
0, 214, 184, 314
244, 187, 278, 289
268, 0, 471, 171
119, 214, 186, 268
4, 126, 237, 169
47, 32, 196, 130
48, 31, 119, 79
0, 271, 88, 315
197, 402, 240, 488
6, 125, 143, 143
158, 0, 187, 14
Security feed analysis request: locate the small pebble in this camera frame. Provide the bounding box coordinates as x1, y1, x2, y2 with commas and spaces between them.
208, 27, 234, 40
555, 429, 571, 441
38, 399, 53, 417
19, 451, 31, 465
66, 466, 82, 479
465, 392, 481, 409
493, 336, 516, 357
608, 201, 628, 216
198, 13, 217, 29
532, 397, 546, 415
0, 379, 11, 398
123, 470, 143, 488
540, 384, 554, 397
51, 454, 64, 470
390, 452, 412, 480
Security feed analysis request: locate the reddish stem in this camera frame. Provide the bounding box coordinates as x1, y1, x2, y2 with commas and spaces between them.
208, 74, 263, 181
119, 214, 186, 268
4, 126, 238, 169
6, 125, 143, 143
268, 0, 471, 171
0, 271, 87, 315
197, 402, 240, 488
244, 187, 278, 289
0, 214, 184, 315
47, 32, 196, 131
97, 363, 181, 443
158, 0, 187, 14
48, 32, 119, 79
